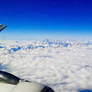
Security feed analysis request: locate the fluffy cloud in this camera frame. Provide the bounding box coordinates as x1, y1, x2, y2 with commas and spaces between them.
0, 40, 92, 92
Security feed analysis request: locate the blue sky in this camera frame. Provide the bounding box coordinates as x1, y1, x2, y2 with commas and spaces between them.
0, 0, 92, 40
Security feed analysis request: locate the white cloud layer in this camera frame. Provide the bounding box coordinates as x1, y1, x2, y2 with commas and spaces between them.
0, 40, 92, 92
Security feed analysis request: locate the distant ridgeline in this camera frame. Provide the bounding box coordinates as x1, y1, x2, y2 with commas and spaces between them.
0, 40, 92, 53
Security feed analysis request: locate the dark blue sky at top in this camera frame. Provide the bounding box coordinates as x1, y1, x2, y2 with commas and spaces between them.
0, 0, 92, 40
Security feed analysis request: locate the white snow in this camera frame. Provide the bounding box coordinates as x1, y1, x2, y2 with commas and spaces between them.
0, 40, 92, 92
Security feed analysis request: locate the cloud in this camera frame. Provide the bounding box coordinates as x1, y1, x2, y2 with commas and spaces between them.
0, 40, 92, 92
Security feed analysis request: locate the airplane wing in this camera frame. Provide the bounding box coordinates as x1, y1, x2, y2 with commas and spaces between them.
0, 24, 7, 32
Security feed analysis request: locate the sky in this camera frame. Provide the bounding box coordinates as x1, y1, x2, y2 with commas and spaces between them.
0, 0, 92, 40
